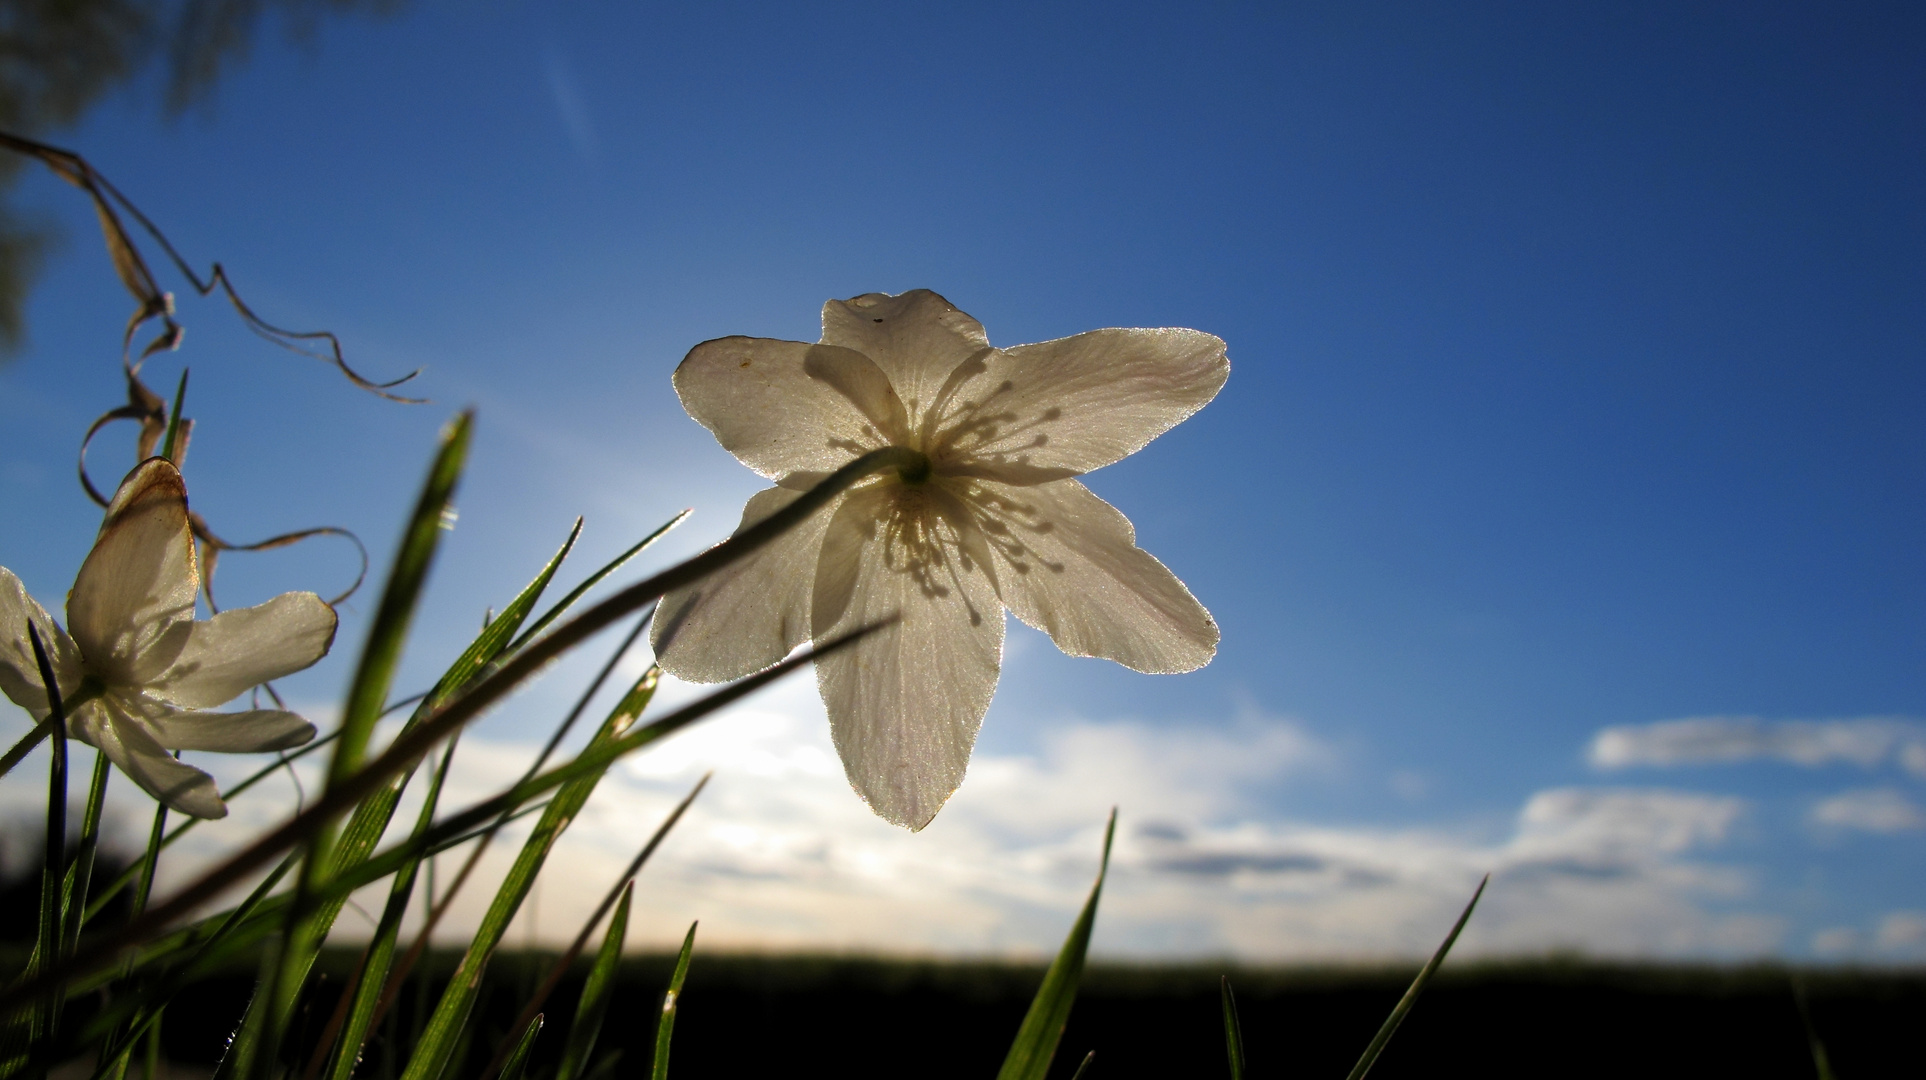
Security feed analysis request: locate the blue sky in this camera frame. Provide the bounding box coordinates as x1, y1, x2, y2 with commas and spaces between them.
0, 1, 1921, 960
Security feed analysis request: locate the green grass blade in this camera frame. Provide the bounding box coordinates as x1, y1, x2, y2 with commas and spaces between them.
329, 410, 472, 790
1068, 1051, 1096, 1080
84, 731, 340, 926
159, 367, 189, 464
35, 854, 304, 1080
27, 623, 70, 1044
400, 668, 659, 1080
61, 752, 111, 960
555, 882, 632, 1080
651, 922, 697, 1080
497, 1015, 543, 1080
0, 716, 53, 781
2, 622, 882, 1019
225, 415, 472, 1080
1220, 976, 1245, 1080
1791, 978, 1838, 1080
477, 773, 705, 1080
240, 500, 577, 1080
1342, 874, 1488, 1080
510, 510, 689, 651
995, 811, 1116, 1080
314, 735, 464, 1080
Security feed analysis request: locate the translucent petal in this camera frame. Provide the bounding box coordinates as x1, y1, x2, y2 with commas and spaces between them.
812, 484, 1004, 830
0, 568, 83, 719
652, 485, 839, 683
931, 328, 1228, 479
67, 459, 199, 684
964, 477, 1217, 673
82, 695, 226, 818
138, 699, 317, 753
821, 291, 991, 423
148, 592, 337, 708
674, 337, 911, 478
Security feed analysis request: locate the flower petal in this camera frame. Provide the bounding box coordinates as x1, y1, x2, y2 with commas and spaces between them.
147, 592, 337, 709
821, 291, 991, 423
966, 477, 1217, 673
141, 702, 317, 752
0, 568, 84, 719
652, 485, 841, 683
80, 695, 226, 818
932, 328, 1228, 478
812, 483, 1004, 830
67, 458, 199, 684
675, 338, 912, 478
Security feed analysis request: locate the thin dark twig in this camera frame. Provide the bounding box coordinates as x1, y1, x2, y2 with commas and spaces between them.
0, 130, 423, 398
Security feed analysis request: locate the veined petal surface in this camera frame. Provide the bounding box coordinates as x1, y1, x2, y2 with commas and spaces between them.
81, 696, 225, 818
968, 477, 1217, 673
148, 591, 337, 708
812, 484, 1004, 830
67, 459, 198, 683
653, 485, 840, 683
821, 291, 991, 422
139, 701, 317, 752
675, 339, 910, 477
0, 568, 84, 718
934, 328, 1228, 477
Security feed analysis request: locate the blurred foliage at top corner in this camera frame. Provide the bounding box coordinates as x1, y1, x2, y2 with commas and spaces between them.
0, 0, 403, 360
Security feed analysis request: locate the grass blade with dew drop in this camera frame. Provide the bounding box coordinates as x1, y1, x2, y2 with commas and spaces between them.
1221, 977, 1245, 1080
399, 665, 660, 1080
1068, 1051, 1096, 1080
553, 882, 632, 1080
1342, 874, 1488, 1080
995, 810, 1116, 1080
250, 483, 584, 1079
651, 922, 697, 1080
497, 1016, 543, 1080
477, 773, 707, 1080
222, 413, 473, 1080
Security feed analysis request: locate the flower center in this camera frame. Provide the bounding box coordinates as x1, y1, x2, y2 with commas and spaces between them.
894, 447, 934, 486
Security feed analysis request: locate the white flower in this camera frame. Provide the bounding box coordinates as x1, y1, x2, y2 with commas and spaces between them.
654, 290, 1226, 829
0, 458, 336, 818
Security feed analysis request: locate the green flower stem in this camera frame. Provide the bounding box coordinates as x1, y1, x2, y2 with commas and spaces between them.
0, 682, 105, 782
28, 624, 68, 1043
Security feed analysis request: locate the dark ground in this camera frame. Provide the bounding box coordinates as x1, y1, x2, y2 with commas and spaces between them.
127, 950, 1917, 1079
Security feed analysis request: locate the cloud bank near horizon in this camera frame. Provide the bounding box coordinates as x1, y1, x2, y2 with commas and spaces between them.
15, 677, 1914, 965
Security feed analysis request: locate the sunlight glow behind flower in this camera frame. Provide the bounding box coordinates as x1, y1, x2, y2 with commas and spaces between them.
653, 290, 1227, 830
0, 458, 335, 818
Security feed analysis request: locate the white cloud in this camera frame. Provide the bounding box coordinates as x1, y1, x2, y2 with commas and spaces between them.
1810, 926, 1861, 955
1875, 911, 1926, 954
1589, 716, 1926, 776
11, 679, 1781, 963
1810, 788, 1926, 833
1801, 911, 1926, 962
